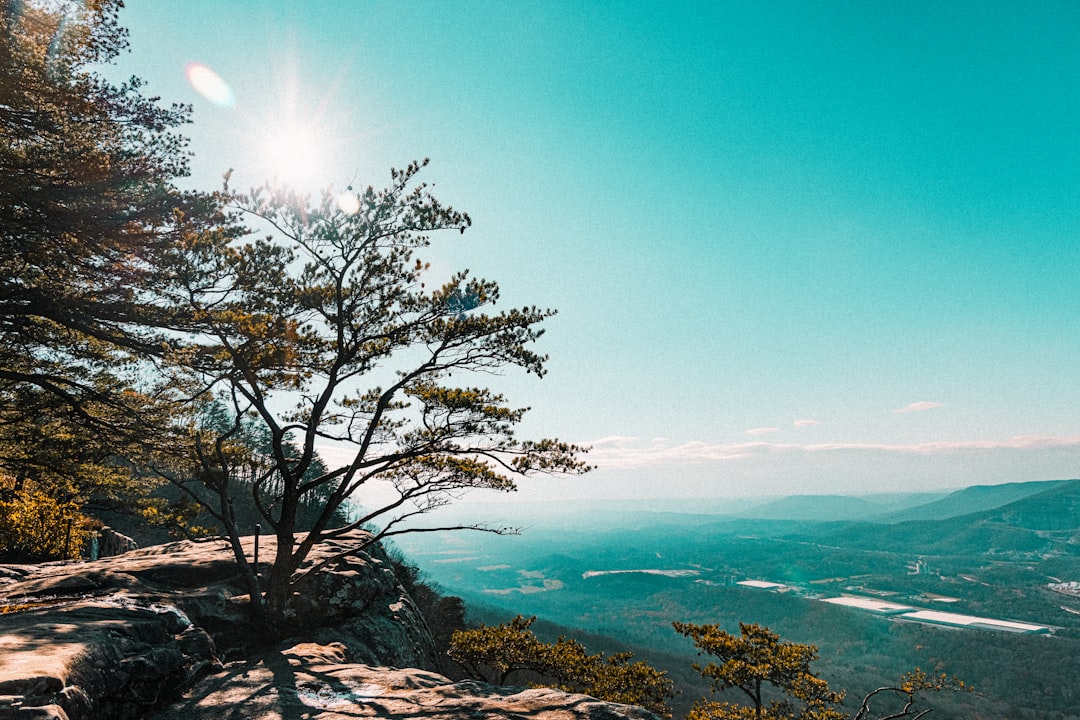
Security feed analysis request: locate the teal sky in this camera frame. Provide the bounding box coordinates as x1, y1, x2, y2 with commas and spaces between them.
114, 1, 1080, 499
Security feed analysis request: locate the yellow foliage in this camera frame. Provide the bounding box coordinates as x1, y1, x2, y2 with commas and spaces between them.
449, 615, 673, 717
0, 480, 87, 560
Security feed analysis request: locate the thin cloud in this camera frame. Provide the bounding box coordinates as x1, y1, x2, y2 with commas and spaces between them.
584, 434, 1080, 470
586, 436, 767, 467
894, 401, 944, 414
746, 427, 781, 436
586, 434, 642, 446
793, 419, 821, 427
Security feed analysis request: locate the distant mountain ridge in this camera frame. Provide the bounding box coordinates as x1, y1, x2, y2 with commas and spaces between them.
406, 479, 1080, 540
808, 479, 1080, 556
971, 479, 1080, 532
398, 476, 1080, 720
729, 480, 1077, 524
878, 479, 1076, 523
735, 492, 946, 522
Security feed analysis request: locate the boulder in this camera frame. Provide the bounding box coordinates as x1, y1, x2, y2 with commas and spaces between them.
83, 527, 139, 560
290, 540, 438, 669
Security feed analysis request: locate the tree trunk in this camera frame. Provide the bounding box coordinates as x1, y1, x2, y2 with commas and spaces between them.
265, 526, 295, 620
215, 488, 268, 627
221, 525, 266, 628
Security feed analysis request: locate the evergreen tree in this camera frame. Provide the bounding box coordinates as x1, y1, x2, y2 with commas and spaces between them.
156, 164, 588, 625
449, 615, 673, 716
674, 622, 969, 720
0, 0, 225, 554
0, 0, 208, 384
673, 622, 845, 720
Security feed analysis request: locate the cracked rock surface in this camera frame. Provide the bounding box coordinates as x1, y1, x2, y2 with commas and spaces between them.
2, 535, 657, 720
149, 642, 659, 720
0, 533, 432, 719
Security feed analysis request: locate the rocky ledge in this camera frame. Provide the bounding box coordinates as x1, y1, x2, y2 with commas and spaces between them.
149, 641, 658, 720
0, 533, 657, 720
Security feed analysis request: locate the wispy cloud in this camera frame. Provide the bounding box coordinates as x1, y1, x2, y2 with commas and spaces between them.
746, 427, 781, 436
894, 401, 944, 414
793, 419, 821, 427
585, 437, 767, 467
584, 434, 1080, 470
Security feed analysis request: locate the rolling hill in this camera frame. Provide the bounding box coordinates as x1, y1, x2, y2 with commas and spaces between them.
879, 478, 1076, 522
804, 479, 1080, 558
735, 492, 945, 521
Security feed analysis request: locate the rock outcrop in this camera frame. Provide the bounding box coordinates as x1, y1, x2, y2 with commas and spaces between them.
82, 526, 140, 560
149, 642, 659, 720
0, 532, 434, 719
0, 533, 657, 720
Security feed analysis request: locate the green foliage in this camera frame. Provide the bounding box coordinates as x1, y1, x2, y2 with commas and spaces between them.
139, 495, 214, 540
0, 392, 158, 559
147, 400, 348, 540
0, 0, 201, 395
450, 615, 552, 684
1, 1, 584, 634
674, 621, 972, 720
409, 505, 1074, 718
449, 615, 673, 717
673, 621, 845, 720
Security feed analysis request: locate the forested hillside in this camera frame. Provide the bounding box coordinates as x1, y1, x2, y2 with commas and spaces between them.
400, 481, 1080, 719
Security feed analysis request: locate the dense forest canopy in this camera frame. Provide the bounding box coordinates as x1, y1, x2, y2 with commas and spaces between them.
0, 0, 216, 556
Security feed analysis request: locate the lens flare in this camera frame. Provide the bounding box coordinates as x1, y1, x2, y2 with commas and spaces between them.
336, 191, 361, 215
185, 62, 235, 107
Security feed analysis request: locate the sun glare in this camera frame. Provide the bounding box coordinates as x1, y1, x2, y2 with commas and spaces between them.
263, 123, 324, 189
195, 54, 359, 192
336, 191, 361, 215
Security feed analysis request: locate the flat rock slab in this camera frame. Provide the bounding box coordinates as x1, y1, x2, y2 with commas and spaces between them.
151, 646, 659, 720
1, 538, 657, 720
0, 539, 257, 719
0, 598, 214, 720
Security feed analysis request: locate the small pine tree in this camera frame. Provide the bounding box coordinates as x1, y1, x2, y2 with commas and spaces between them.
673, 621, 845, 720
674, 621, 971, 720
450, 615, 674, 717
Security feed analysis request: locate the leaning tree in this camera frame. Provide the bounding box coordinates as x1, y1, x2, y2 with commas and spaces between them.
159, 161, 588, 624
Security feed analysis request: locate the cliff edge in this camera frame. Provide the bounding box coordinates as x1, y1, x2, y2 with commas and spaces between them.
0, 533, 656, 720
149, 641, 657, 720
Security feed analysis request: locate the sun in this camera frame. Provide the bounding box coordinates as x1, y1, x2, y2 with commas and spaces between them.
262, 122, 325, 189
183, 59, 340, 190
209, 55, 362, 193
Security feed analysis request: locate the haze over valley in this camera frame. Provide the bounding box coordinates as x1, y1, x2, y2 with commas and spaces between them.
396, 479, 1080, 718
